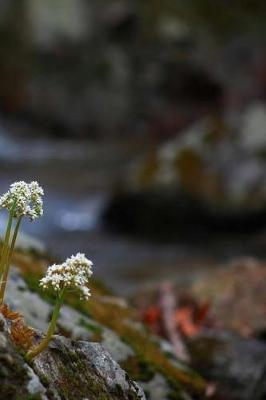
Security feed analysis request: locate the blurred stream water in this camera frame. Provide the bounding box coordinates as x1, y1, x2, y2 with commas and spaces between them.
0, 125, 266, 294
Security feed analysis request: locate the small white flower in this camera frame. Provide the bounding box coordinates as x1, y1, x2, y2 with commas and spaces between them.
40, 253, 93, 300
0, 181, 44, 220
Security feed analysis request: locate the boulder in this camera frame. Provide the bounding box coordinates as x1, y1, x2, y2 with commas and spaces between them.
105, 106, 266, 238
31, 334, 145, 400
1, 248, 207, 400
188, 330, 266, 400
0, 312, 145, 400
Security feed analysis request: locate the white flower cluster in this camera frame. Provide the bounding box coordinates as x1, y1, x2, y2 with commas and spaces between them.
0, 181, 44, 220
40, 253, 93, 300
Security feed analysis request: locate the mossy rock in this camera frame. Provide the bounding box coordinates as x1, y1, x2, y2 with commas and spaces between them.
4, 247, 208, 400
0, 316, 45, 400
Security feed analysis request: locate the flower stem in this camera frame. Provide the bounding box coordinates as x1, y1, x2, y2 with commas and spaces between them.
26, 290, 65, 361
0, 211, 14, 279
0, 201, 18, 305
0, 216, 22, 305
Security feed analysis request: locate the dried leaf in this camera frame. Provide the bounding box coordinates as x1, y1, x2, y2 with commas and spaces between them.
0, 304, 21, 320
10, 318, 34, 351
142, 306, 162, 335
143, 306, 161, 325
175, 307, 200, 337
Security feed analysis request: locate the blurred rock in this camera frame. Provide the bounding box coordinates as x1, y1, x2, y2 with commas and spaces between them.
0, 0, 266, 139
132, 257, 266, 338
105, 105, 266, 238
131, 257, 266, 400
241, 102, 266, 151
189, 258, 266, 336
188, 330, 266, 400
0, 0, 224, 138
28, 0, 90, 46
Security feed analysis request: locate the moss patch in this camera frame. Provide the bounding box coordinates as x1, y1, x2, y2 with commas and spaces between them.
78, 318, 103, 342
120, 355, 155, 382
35, 341, 140, 400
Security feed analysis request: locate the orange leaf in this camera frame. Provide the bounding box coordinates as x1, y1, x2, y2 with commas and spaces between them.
10, 319, 34, 351
0, 304, 21, 321
143, 306, 161, 325
175, 307, 200, 337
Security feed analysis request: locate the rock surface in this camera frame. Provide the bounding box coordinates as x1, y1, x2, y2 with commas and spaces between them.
105, 105, 266, 238
131, 257, 266, 400
32, 334, 145, 400
0, 314, 47, 400
0, 311, 145, 400
189, 258, 266, 336
0, 248, 207, 400
188, 330, 266, 400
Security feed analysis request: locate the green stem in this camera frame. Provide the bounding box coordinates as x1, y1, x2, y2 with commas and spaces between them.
0, 211, 14, 279
26, 290, 65, 361
0, 216, 22, 305
0, 202, 18, 306
7, 216, 22, 265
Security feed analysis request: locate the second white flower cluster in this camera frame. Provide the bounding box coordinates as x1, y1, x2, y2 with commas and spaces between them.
40, 253, 93, 300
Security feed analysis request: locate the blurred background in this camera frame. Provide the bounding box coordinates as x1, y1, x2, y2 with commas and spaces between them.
1, 0, 266, 294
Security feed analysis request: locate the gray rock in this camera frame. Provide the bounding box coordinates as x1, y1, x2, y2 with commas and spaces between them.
0, 312, 145, 399
28, 0, 90, 46
189, 330, 266, 400
32, 334, 146, 400
0, 315, 47, 399
140, 373, 172, 400
0, 229, 46, 253
4, 268, 204, 399
26, 364, 48, 398
241, 103, 266, 151
6, 268, 52, 332
101, 329, 135, 362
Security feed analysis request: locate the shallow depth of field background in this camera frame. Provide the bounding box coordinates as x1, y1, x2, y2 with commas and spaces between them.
0, 1, 266, 293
